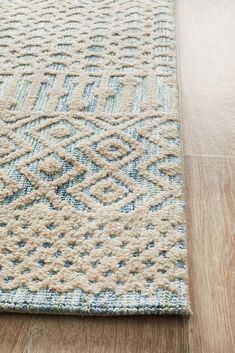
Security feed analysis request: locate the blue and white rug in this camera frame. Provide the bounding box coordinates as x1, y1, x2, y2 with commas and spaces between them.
0, 0, 190, 316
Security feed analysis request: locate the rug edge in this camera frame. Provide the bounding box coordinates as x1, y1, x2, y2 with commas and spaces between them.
0, 290, 191, 316
0, 301, 191, 317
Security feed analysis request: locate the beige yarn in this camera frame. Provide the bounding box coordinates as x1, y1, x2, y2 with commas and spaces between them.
0, 0, 188, 298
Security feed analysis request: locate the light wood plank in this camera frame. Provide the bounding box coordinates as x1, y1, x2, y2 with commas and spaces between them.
23, 315, 189, 353
177, 0, 235, 156
0, 314, 31, 353
185, 156, 235, 352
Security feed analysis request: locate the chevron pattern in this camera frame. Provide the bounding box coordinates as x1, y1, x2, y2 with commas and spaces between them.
0, 0, 190, 315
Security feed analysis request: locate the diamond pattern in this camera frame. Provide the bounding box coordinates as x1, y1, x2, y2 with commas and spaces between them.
90, 177, 130, 205
0, 0, 189, 316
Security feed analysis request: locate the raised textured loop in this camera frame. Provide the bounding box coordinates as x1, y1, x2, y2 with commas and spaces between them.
0, 0, 190, 315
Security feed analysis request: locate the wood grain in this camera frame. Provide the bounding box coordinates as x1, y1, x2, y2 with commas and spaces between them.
0, 314, 31, 353
185, 156, 235, 352
24, 315, 189, 353
177, 0, 235, 156
0, 0, 235, 352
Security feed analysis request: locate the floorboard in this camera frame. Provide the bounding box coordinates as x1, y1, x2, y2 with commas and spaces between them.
177, 0, 235, 156
185, 156, 234, 353
25, 315, 189, 353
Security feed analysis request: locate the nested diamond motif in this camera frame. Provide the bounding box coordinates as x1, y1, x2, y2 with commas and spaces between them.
0, 0, 189, 316
96, 137, 131, 162
90, 176, 129, 205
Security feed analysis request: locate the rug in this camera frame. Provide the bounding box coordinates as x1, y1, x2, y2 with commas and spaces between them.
0, 0, 190, 315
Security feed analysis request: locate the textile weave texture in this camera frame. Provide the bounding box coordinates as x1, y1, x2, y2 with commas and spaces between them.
0, 0, 190, 315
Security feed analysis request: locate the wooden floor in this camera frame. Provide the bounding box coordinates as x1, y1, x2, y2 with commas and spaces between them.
0, 1, 234, 352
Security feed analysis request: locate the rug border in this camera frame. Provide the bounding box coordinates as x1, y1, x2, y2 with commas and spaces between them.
0, 288, 191, 316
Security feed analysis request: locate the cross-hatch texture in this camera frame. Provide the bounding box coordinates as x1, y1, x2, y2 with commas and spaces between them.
0, 0, 190, 315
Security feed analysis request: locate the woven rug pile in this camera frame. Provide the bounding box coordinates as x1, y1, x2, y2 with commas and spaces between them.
0, 0, 190, 315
